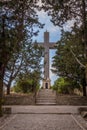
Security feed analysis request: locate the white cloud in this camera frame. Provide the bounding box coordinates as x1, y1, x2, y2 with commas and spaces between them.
37, 10, 47, 20
63, 20, 75, 31
37, 10, 59, 30
36, 0, 42, 7
50, 70, 55, 77
49, 27, 59, 33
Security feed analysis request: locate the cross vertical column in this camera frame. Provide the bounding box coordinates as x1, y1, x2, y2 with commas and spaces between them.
43, 31, 51, 89
44, 31, 49, 43
44, 46, 49, 79
34, 31, 56, 89
44, 31, 49, 79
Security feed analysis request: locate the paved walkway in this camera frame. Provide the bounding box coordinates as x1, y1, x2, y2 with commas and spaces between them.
0, 106, 87, 130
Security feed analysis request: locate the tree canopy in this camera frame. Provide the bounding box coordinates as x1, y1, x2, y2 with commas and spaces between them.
42, 0, 87, 95
52, 28, 86, 95
0, 0, 44, 116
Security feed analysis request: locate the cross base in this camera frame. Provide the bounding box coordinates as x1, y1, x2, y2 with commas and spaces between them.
42, 78, 51, 89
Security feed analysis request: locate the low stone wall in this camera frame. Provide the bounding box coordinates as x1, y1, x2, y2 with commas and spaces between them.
4, 93, 35, 105
3, 93, 87, 106
56, 94, 87, 105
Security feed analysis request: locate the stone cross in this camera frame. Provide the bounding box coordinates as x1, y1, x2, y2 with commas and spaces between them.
34, 31, 56, 89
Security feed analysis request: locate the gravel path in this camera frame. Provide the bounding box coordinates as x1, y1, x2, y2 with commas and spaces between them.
0, 114, 84, 130
0, 106, 87, 130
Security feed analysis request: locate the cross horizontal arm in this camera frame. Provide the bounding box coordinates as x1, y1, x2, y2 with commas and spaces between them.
34, 42, 44, 47
49, 43, 57, 49
33, 41, 57, 49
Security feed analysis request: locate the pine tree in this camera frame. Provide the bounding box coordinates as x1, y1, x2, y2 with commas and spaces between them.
42, 0, 87, 95
0, 0, 43, 116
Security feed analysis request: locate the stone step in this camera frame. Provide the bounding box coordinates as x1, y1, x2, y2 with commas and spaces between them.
37, 97, 56, 99
36, 102, 57, 105
37, 95, 56, 97
37, 92, 55, 94
36, 100, 56, 102
38, 92, 56, 94
37, 94, 56, 96
36, 97, 56, 99
38, 94, 56, 96
36, 100, 57, 103
39, 89, 56, 92
36, 101, 56, 104
39, 91, 56, 93
36, 89, 57, 105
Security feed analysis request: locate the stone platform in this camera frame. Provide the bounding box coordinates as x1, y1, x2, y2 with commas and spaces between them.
0, 106, 87, 130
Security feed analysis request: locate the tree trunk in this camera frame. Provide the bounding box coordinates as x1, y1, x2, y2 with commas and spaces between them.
0, 64, 4, 117
7, 85, 10, 95
0, 78, 3, 117
6, 80, 12, 95
85, 64, 87, 96
82, 76, 86, 96
82, 0, 87, 95
81, 68, 86, 96
83, 84, 86, 96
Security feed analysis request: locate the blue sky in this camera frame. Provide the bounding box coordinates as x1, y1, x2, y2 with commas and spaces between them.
33, 9, 61, 85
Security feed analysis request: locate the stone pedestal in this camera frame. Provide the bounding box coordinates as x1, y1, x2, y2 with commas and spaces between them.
42, 78, 51, 89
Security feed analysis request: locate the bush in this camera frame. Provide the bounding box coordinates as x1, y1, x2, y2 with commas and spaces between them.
52, 77, 76, 94
14, 79, 40, 94
14, 80, 33, 93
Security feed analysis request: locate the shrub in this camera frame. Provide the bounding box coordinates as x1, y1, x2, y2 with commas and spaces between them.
14, 79, 40, 93
14, 80, 33, 93
53, 77, 78, 94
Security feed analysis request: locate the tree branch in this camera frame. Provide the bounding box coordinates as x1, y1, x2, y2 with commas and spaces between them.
70, 48, 85, 68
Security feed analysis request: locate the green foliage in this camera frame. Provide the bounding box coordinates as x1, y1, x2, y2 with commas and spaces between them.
4, 39, 43, 95
14, 79, 33, 93
14, 69, 41, 93
52, 29, 85, 95
43, 0, 87, 96
13, 85, 22, 93
0, 0, 44, 66
43, 0, 87, 29
36, 84, 40, 91
52, 77, 79, 94
0, 1, 44, 95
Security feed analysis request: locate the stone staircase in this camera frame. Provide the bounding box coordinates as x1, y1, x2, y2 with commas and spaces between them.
36, 89, 57, 105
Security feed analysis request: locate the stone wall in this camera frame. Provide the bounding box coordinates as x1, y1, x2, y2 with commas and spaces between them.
56, 94, 87, 106
3, 93, 87, 106
4, 93, 35, 105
